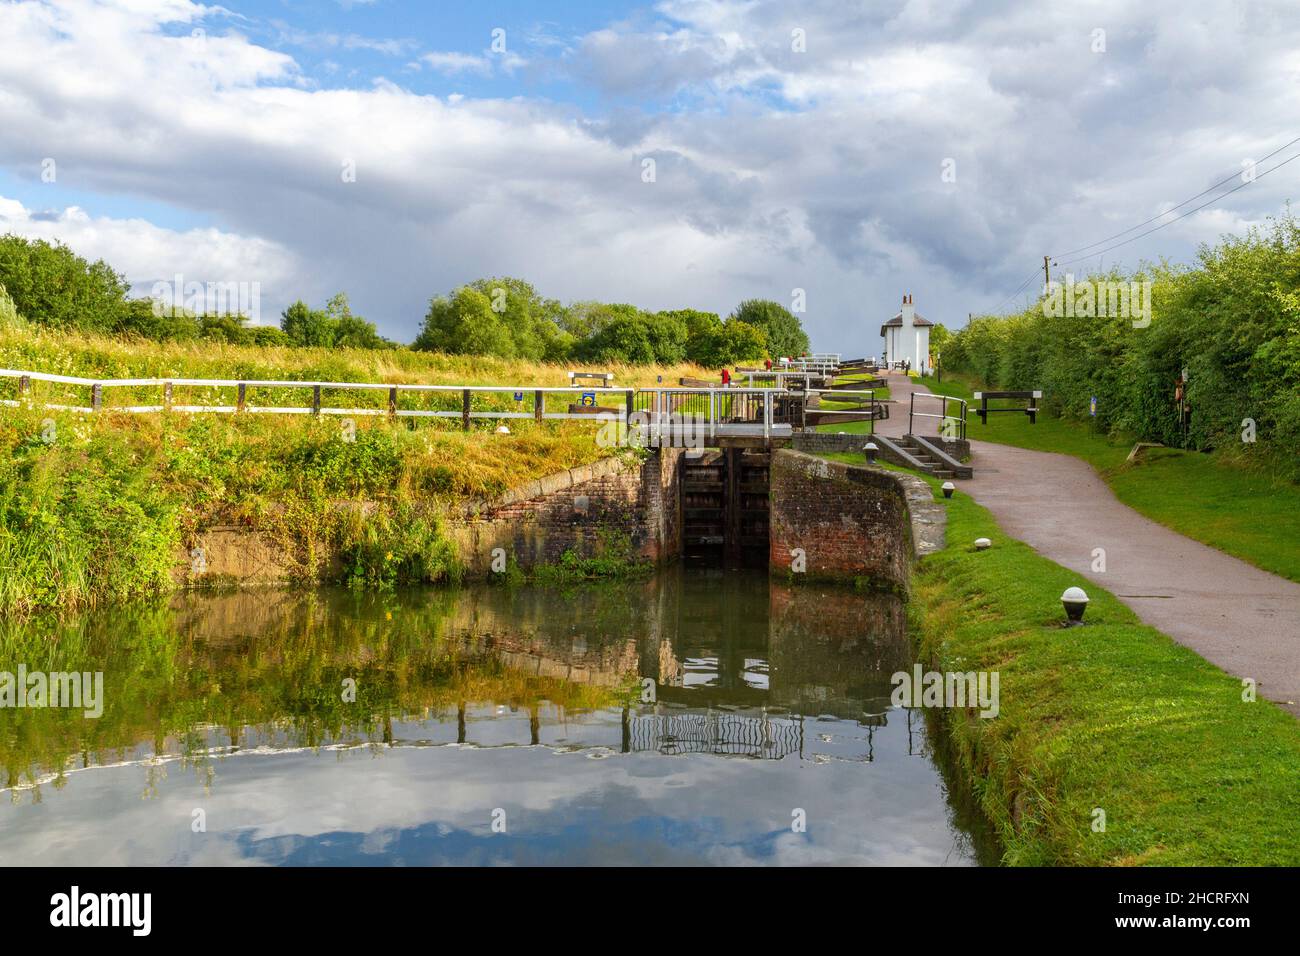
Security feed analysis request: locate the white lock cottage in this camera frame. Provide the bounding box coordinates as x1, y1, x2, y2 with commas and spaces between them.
879, 294, 933, 374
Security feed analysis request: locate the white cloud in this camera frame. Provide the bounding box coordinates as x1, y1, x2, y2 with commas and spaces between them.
0, 196, 299, 308
421, 51, 493, 76
0, 0, 1296, 353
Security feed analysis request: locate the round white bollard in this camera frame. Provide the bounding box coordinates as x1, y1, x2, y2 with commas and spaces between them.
1062, 586, 1090, 624
495, 425, 511, 435
941, 481, 955, 499
863, 442, 879, 464
974, 537, 992, 550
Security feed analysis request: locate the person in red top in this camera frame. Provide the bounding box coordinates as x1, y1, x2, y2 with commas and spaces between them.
764, 358, 772, 371
721, 367, 731, 386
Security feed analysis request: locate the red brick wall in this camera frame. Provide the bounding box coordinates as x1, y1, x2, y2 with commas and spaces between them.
448, 448, 683, 574
768, 450, 911, 588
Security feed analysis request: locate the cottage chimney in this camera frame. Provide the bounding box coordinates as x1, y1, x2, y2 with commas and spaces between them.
901, 293, 916, 326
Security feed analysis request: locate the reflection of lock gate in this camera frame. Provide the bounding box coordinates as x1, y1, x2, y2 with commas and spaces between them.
628, 710, 803, 759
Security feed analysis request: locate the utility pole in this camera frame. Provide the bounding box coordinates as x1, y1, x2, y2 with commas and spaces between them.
1043, 255, 1051, 293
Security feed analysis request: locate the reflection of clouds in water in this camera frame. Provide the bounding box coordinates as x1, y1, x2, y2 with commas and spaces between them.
0, 722, 975, 866
0, 575, 984, 865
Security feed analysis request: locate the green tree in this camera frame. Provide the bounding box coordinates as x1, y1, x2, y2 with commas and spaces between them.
463, 277, 563, 361
560, 301, 641, 340
644, 310, 688, 364
326, 293, 390, 349
571, 313, 657, 364
115, 299, 199, 340
930, 322, 953, 355
413, 286, 514, 356
280, 300, 335, 347
196, 314, 250, 343
0, 235, 130, 332
245, 325, 291, 347
728, 299, 809, 357
661, 309, 723, 364
693, 320, 767, 367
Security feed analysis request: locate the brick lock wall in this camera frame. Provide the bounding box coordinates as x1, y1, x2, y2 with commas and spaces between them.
769, 449, 912, 589
448, 448, 684, 574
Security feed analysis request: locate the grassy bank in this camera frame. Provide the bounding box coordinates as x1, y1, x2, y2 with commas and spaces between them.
0, 327, 702, 614
912, 474, 1300, 865
926, 372, 1300, 582
819, 449, 1300, 863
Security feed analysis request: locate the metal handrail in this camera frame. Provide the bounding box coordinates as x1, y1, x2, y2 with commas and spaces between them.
632, 387, 787, 444
908, 392, 967, 440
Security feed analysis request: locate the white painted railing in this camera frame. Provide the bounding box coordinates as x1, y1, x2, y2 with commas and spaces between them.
0, 368, 797, 439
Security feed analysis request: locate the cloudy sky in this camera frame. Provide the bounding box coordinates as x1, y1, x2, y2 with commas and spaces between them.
0, 0, 1297, 354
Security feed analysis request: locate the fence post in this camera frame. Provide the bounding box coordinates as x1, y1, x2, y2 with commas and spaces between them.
163, 381, 172, 411
92, 383, 102, 412
388, 386, 398, 418
312, 385, 321, 416
18, 375, 29, 399
535, 389, 544, 423
462, 389, 471, 430
237, 382, 247, 412
625, 389, 633, 424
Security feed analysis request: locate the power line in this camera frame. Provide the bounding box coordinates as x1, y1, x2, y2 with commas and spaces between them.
1053, 149, 1300, 267
983, 135, 1300, 315
985, 267, 1042, 313
1052, 133, 1300, 259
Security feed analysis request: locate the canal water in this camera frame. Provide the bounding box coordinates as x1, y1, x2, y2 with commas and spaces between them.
0, 570, 997, 865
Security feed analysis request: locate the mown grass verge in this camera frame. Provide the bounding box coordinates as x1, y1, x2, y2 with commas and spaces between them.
912, 474, 1300, 865
819, 448, 1300, 863
925, 372, 1300, 582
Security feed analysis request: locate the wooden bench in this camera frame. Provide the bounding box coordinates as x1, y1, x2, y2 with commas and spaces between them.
568, 370, 614, 386
973, 390, 1041, 425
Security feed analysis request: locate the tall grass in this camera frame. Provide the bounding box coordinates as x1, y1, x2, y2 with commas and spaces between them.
0, 327, 695, 615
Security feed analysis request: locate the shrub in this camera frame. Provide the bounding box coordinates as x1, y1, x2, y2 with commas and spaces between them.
945, 214, 1300, 479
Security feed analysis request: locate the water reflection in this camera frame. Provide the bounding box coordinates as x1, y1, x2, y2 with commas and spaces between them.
0, 571, 998, 865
